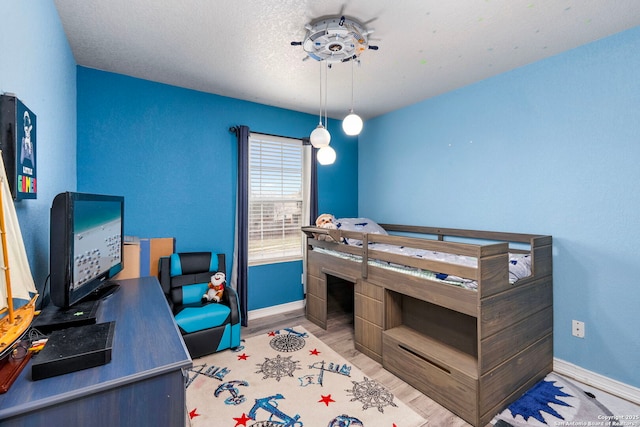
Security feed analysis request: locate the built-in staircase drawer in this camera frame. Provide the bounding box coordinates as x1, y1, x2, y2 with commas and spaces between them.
382, 327, 478, 425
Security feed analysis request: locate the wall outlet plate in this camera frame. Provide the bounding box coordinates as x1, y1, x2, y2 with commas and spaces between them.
572, 320, 585, 338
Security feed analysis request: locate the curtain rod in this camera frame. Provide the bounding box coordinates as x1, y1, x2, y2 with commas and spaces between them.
229, 126, 311, 144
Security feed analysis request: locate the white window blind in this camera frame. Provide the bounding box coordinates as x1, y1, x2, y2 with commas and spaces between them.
248, 133, 305, 265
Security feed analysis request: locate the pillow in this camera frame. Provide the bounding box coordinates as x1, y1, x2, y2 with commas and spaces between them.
335, 218, 388, 245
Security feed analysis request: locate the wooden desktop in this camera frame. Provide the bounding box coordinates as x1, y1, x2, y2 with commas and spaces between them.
0, 276, 191, 426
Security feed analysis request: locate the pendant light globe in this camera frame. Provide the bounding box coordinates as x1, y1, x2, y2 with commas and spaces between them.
317, 145, 336, 165
310, 124, 331, 148
342, 110, 363, 136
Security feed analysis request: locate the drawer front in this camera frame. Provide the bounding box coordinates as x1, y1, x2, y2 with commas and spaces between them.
306, 292, 326, 329
307, 274, 326, 300
354, 318, 382, 358
355, 280, 383, 301
354, 294, 383, 326
307, 251, 324, 277
382, 333, 478, 425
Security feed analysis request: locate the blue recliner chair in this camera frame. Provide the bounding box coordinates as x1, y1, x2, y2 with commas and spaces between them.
158, 252, 241, 358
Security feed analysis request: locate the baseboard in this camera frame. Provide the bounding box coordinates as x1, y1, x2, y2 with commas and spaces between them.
554, 358, 640, 405
247, 300, 305, 321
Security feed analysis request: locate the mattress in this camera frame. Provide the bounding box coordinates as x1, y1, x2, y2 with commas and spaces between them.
313, 218, 532, 290
311, 245, 532, 291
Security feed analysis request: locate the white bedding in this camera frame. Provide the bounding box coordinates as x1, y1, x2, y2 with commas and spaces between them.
322, 218, 533, 290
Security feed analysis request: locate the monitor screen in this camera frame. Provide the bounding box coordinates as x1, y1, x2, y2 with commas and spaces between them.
50, 192, 124, 308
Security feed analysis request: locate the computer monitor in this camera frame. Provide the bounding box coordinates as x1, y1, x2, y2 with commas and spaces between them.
49, 192, 124, 308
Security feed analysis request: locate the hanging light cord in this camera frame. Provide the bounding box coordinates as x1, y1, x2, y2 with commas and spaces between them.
324, 60, 329, 128
318, 60, 323, 125
350, 60, 355, 112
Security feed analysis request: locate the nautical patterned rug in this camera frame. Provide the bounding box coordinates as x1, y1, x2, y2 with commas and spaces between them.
185, 325, 427, 427
491, 372, 639, 427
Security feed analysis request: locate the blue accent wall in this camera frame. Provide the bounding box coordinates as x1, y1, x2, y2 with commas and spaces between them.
76, 68, 358, 311
249, 261, 304, 310
0, 1, 77, 294
359, 26, 640, 388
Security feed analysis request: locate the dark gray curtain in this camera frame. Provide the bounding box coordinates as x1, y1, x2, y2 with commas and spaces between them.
231, 125, 249, 326
231, 128, 317, 327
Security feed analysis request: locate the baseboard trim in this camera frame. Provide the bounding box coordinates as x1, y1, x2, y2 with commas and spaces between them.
247, 300, 305, 321
554, 358, 640, 405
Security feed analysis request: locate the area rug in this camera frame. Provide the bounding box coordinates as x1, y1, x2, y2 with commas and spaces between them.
492, 372, 638, 427
185, 325, 427, 427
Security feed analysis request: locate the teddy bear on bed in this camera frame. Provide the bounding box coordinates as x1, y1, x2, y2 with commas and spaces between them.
202, 271, 225, 303
314, 213, 337, 241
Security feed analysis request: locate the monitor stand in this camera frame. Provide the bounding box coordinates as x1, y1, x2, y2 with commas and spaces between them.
89, 281, 121, 301
32, 299, 101, 334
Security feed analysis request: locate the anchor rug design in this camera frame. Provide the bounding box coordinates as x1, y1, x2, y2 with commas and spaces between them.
185, 325, 427, 427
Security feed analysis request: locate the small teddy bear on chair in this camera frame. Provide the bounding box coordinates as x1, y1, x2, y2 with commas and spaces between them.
202, 271, 225, 303
315, 213, 337, 241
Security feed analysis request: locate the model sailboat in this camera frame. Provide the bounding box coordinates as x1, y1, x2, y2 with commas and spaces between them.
0, 154, 38, 358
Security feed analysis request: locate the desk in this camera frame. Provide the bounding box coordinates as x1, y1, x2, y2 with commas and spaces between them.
0, 277, 192, 426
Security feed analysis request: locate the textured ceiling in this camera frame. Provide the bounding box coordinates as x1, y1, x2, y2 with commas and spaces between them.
54, 0, 640, 120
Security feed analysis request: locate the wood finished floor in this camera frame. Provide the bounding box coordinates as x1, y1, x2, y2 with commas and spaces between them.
242, 307, 476, 427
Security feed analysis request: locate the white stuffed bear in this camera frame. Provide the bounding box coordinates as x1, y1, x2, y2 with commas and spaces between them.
202, 271, 225, 303
315, 213, 337, 241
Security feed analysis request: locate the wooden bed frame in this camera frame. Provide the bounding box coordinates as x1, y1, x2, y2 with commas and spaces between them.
301, 224, 553, 427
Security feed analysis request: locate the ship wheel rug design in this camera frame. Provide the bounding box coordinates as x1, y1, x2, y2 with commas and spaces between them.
185, 326, 426, 427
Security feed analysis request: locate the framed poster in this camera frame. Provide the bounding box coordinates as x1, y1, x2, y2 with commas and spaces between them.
0, 94, 37, 200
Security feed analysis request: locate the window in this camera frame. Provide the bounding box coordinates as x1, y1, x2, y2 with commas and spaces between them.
248, 133, 309, 265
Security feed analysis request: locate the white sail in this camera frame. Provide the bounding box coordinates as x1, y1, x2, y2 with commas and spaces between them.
0, 153, 37, 311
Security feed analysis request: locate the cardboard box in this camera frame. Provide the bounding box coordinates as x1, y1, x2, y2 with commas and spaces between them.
116, 237, 175, 279
143, 237, 175, 277
116, 241, 142, 280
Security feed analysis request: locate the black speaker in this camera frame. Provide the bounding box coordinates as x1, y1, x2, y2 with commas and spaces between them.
31, 321, 115, 380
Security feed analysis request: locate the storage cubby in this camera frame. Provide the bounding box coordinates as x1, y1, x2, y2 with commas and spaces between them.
306, 249, 357, 329
385, 291, 477, 357
326, 275, 354, 320
383, 291, 480, 423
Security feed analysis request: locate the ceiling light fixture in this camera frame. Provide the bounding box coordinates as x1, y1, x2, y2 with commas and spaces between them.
292, 14, 378, 163
342, 60, 363, 136
294, 15, 377, 63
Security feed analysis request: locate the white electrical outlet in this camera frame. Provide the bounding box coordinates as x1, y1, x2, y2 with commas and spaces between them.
572, 320, 585, 338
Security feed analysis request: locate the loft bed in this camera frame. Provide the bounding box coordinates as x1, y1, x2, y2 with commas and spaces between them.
301, 220, 553, 427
